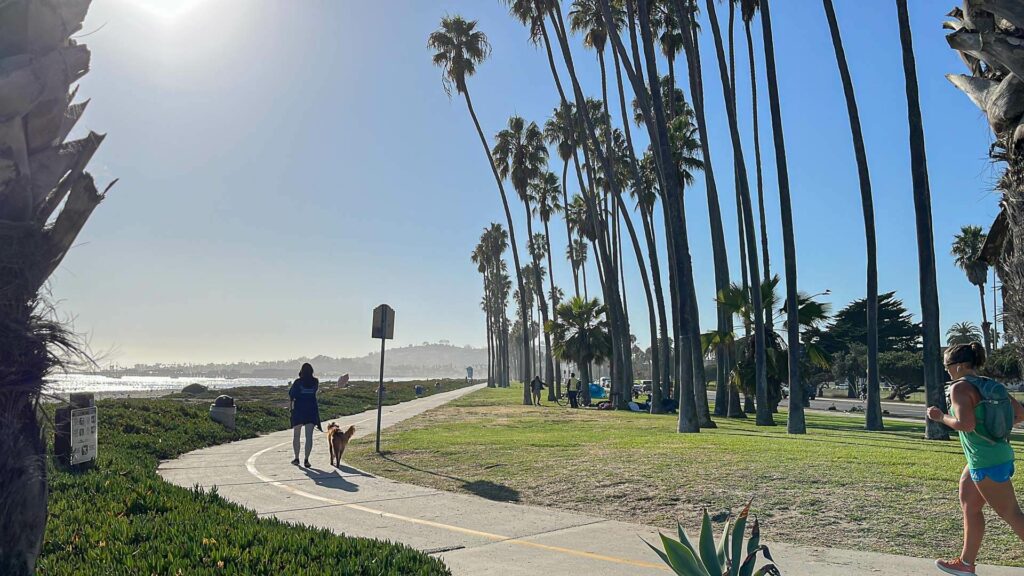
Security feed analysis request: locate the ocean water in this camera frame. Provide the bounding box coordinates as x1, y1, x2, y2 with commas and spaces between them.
44, 373, 440, 395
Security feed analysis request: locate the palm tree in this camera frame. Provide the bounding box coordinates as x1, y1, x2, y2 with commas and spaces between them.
699, 0, 773, 426
429, 16, 533, 403
471, 241, 495, 387
493, 116, 557, 398
894, 0, 948, 440
947, 322, 983, 346
543, 104, 581, 297
757, 0, 803, 433
571, 238, 591, 299
822, 0, 883, 431
530, 171, 565, 397
0, 2, 106, 570
952, 225, 991, 353
475, 223, 511, 388
548, 297, 613, 406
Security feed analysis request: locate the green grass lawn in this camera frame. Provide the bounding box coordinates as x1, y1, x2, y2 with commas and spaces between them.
37, 379, 473, 575
347, 384, 1024, 567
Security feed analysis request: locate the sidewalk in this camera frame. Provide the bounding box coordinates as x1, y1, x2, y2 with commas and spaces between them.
159, 384, 1019, 575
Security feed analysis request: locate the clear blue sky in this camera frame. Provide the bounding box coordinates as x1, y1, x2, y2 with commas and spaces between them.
58, 0, 1000, 365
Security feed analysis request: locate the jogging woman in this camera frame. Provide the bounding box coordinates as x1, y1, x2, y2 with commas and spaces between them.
928, 343, 1024, 575
289, 362, 322, 467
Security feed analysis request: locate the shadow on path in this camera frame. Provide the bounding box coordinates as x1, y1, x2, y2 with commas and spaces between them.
380, 453, 520, 502
301, 466, 367, 493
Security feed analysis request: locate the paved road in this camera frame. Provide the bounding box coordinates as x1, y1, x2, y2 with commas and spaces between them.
789, 395, 927, 420
160, 384, 1018, 575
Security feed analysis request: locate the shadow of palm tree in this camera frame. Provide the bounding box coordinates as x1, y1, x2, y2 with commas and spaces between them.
380, 454, 520, 502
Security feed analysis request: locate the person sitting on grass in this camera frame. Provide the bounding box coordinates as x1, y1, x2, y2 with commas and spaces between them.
530, 375, 546, 406
289, 362, 322, 468
928, 343, 1024, 575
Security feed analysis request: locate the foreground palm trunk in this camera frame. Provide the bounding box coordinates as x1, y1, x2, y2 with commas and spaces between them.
894, 0, 948, 440
759, 0, 804, 434
822, 0, 882, 431
0, 2, 107, 571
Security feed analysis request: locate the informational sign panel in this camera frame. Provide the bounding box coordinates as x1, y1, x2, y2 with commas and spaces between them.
372, 304, 395, 340
70, 406, 97, 465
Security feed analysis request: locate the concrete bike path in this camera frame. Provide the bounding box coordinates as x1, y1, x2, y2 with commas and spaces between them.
159, 384, 1019, 575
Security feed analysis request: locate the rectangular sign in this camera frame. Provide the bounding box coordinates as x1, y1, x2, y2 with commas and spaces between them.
372, 304, 395, 340
70, 406, 97, 465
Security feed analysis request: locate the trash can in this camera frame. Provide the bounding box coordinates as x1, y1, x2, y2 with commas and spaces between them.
415, 385, 424, 397
210, 395, 236, 430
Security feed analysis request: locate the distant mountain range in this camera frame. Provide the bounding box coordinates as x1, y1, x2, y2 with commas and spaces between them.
92, 343, 488, 380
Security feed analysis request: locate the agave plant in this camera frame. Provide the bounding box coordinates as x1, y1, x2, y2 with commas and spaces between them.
646, 502, 780, 576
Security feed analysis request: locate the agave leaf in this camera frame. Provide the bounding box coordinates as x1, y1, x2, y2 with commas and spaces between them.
699, 509, 723, 576
660, 533, 711, 576
716, 519, 731, 569
730, 501, 751, 576
747, 518, 761, 555
642, 537, 677, 574
753, 565, 781, 576
677, 522, 697, 555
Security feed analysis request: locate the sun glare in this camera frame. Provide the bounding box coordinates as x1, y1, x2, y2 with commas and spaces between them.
131, 0, 209, 20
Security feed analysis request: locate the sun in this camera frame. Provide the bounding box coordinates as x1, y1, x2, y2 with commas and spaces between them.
130, 0, 209, 21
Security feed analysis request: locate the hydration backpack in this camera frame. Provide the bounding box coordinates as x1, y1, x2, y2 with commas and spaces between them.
964, 375, 1016, 443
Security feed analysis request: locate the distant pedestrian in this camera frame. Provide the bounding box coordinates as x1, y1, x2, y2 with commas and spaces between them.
530, 375, 546, 406
565, 372, 580, 409
929, 343, 1024, 575
289, 363, 322, 468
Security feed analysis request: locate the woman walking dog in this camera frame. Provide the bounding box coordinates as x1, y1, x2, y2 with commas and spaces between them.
289, 363, 322, 467
928, 343, 1024, 575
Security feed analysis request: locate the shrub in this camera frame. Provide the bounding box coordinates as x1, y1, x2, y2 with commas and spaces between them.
180, 383, 209, 395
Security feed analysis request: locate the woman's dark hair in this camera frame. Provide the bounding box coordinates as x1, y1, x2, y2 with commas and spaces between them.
944, 342, 986, 369
299, 363, 314, 378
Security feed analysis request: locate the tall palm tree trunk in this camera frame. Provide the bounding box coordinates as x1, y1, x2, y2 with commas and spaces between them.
673, 0, 736, 419
627, 0, 702, 430
615, 193, 663, 413
543, 221, 562, 397
759, 0, 804, 433
979, 285, 992, 354
701, 0, 773, 426
611, 46, 667, 411
822, 0, 882, 431
895, 0, 948, 440
642, 209, 672, 408
546, 5, 635, 408
598, 47, 632, 407
460, 90, 533, 403
745, 20, 772, 290
561, 160, 581, 297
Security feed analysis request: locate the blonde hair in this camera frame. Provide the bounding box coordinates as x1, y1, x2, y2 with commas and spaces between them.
944, 342, 986, 369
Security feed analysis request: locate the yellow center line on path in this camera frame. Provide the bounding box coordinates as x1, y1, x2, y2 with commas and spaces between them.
242, 406, 669, 572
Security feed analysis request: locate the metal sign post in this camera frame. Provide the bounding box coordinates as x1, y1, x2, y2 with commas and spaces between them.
372, 304, 395, 453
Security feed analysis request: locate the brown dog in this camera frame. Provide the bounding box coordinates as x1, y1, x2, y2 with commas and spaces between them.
326, 423, 356, 467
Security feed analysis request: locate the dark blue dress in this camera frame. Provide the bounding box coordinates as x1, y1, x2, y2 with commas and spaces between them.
289, 377, 321, 429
